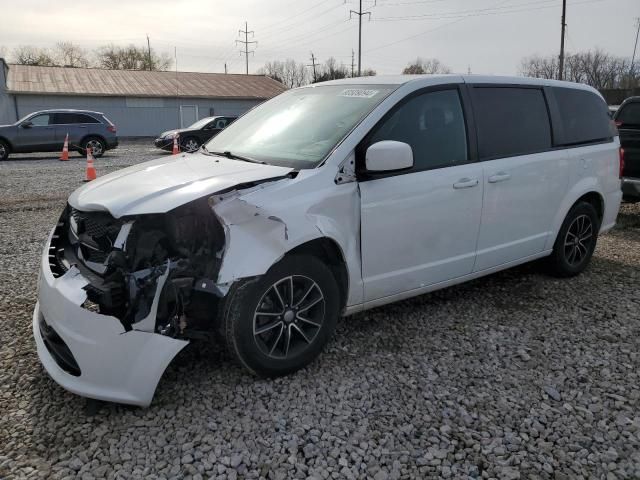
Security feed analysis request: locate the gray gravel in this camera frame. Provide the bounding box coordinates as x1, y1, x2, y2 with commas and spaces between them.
1, 140, 640, 479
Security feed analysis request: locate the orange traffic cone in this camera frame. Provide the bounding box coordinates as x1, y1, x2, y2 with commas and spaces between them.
83, 147, 97, 182
172, 133, 180, 155
59, 133, 69, 161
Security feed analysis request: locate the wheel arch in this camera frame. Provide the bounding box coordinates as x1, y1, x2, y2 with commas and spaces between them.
546, 183, 605, 250
79, 134, 107, 149
286, 237, 349, 312
0, 136, 13, 150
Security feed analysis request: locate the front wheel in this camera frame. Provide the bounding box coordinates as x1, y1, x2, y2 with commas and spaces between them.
181, 137, 200, 153
220, 255, 340, 377
547, 201, 600, 277
0, 140, 9, 161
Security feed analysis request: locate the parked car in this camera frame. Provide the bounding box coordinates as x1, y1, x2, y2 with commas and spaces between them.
0, 109, 117, 161
34, 75, 622, 406
613, 97, 640, 202
154, 116, 237, 152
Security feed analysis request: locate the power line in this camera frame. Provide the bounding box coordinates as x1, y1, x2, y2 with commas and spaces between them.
350, 0, 374, 76
236, 21, 257, 75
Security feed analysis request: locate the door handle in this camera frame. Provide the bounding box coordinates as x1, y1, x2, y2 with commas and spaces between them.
488, 172, 511, 183
453, 178, 479, 189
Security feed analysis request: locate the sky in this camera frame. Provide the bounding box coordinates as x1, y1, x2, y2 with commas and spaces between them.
0, 0, 638, 76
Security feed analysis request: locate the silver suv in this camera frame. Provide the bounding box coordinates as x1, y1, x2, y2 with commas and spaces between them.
0, 109, 118, 160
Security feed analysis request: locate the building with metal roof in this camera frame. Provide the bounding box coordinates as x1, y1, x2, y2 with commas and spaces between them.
0, 59, 286, 136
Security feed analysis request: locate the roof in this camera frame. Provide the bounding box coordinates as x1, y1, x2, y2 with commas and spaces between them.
315, 74, 598, 93
5, 64, 287, 99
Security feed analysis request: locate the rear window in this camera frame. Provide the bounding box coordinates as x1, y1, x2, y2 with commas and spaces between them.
553, 87, 612, 145
472, 87, 552, 159
616, 102, 640, 126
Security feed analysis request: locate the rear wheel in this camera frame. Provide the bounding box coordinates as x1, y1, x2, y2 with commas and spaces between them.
181, 137, 200, 153
547, 202, 600, 277
0, 140, 9, 161
220, 255, 340, 377
80, 137, 106, 157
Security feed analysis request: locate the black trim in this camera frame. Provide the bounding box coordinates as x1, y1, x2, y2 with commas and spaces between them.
39, 314, 81, 377
356, 83, 474, 181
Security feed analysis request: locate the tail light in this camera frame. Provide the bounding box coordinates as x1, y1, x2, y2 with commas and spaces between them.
619, 147, 625, 179
615, 120, 622, 128
107, 125, 116, 133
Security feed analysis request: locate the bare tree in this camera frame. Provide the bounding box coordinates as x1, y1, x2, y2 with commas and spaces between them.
402, 57, 451, 75
315, 57, 349, 82
258, 59, 308, 87
11, 45, 56, 66
361, 68, 377, 77
96, 44, 171, 71
520, 49, 638, 89
54, 42, 89, 68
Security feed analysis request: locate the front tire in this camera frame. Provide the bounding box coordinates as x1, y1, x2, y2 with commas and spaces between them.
0, 140, 9, 161
220, 255, 340, 377
547, 201, 600, 277
181, 137, 200, 153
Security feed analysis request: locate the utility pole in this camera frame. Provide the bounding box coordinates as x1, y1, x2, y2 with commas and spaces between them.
224, 63, 228, 74
558, 0, 567, 80
351, 49, 355, 77
350, 0, 373, 77
307, 52, 318, 83
237, 21, 257, 75
631, 18, 640, 79
146, 34, 152, 71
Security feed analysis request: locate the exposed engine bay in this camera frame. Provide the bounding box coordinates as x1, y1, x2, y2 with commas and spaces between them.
50, 199, 226, 339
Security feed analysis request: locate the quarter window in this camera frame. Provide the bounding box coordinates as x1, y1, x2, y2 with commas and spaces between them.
368, 89, 468, 171
472, 87, 552, 159
553, 87, 611, 145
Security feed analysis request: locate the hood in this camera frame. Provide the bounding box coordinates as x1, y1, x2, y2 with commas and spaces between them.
68, 152, 294, 218
159, 128, 191, 138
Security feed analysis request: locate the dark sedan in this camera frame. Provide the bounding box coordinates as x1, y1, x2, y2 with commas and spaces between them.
154, 116, 237, 153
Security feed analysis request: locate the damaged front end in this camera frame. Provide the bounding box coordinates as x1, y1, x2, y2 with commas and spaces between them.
50, 198, 227, 339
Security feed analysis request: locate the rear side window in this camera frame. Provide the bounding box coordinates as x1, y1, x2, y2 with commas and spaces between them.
616, 102, 640, 126
367, 89, 468, 171
472, 87, 552, 159
553, 87, 611, 145
54, 113, 100, 124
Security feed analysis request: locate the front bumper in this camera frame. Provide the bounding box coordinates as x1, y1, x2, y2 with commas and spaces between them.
154, 138, 173, 150
33, 229, 188, 407
622, 177, 640, 201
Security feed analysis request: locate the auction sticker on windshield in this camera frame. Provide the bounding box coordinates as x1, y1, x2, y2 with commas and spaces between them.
339, 89, 379, 98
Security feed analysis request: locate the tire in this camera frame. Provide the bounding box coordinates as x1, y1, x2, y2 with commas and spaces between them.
547, 201, 600, 277
0, 140, 9, 161
220, 254, 340, 377
79, 137, 106, 158
181, 136, 200, 153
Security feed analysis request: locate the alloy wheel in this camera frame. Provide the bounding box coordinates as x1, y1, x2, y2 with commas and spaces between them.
86, 139, 103, 156
563, 214, 593, 266
253, 275, 325, 359
184, 139, 200, 152
0, 143, 6, 159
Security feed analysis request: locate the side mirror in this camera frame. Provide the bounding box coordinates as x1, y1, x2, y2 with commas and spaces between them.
20, 121, 33, 129
365, 140, 414, 172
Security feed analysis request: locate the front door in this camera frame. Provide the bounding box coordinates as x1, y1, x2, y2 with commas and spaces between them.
180, 105, 198, 128
15, 113, 57, 151
359, 87, 483, 302
469, 86, 571, 271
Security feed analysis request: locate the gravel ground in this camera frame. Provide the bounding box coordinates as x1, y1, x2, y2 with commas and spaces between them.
1, 141, 639, 480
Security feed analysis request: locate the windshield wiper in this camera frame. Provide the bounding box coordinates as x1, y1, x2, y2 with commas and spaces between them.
205, 148, 266, 164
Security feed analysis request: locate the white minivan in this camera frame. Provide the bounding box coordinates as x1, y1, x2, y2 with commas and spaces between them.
34, 75, 622, 406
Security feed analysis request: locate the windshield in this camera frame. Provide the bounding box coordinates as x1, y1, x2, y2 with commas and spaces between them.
188, 117, 214, 129
204, 84, 395, 168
